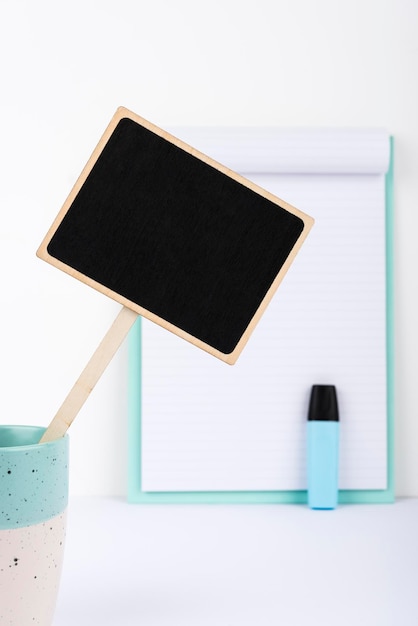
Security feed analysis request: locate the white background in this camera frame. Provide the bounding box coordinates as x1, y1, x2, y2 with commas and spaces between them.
0, 0, 417, 497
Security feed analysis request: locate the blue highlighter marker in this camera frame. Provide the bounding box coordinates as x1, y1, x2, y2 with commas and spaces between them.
307, 385, 339, 509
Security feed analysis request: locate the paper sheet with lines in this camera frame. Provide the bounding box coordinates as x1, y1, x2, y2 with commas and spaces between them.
140, 129, 390, 492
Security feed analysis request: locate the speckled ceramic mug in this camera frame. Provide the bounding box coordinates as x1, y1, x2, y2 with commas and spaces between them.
0, 425, 69, 625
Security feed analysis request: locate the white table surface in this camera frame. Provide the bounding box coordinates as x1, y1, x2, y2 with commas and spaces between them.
54, 497, 418, 626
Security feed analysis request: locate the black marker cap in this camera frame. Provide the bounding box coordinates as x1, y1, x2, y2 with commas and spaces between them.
308, 385, 339, 422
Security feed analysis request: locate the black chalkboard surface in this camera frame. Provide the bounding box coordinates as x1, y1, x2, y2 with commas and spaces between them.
38, 107, 314, 364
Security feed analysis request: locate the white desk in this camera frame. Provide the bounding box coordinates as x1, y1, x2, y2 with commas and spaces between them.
54, 497, 418, 626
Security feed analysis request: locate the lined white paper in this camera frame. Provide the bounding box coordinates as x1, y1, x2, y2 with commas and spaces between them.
141, 130, 390, 493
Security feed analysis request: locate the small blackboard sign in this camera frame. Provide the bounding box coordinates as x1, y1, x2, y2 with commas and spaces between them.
38, 108, 313, 363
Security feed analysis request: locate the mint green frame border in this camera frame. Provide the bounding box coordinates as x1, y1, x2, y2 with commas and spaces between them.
127, 140, 395, 504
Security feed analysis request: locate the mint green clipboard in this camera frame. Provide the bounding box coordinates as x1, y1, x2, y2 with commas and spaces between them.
127, 139, 395, 505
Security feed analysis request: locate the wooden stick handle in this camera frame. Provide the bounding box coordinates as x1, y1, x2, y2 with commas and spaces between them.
40, 306, 139, 443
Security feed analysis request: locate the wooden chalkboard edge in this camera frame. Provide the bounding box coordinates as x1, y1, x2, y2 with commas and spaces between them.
37, 106, 314, 364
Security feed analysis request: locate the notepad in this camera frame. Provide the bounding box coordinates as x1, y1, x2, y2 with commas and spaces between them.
128, 128, 393, 503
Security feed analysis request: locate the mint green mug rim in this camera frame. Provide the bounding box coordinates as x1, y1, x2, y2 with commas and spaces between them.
0, 424, 67, 450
